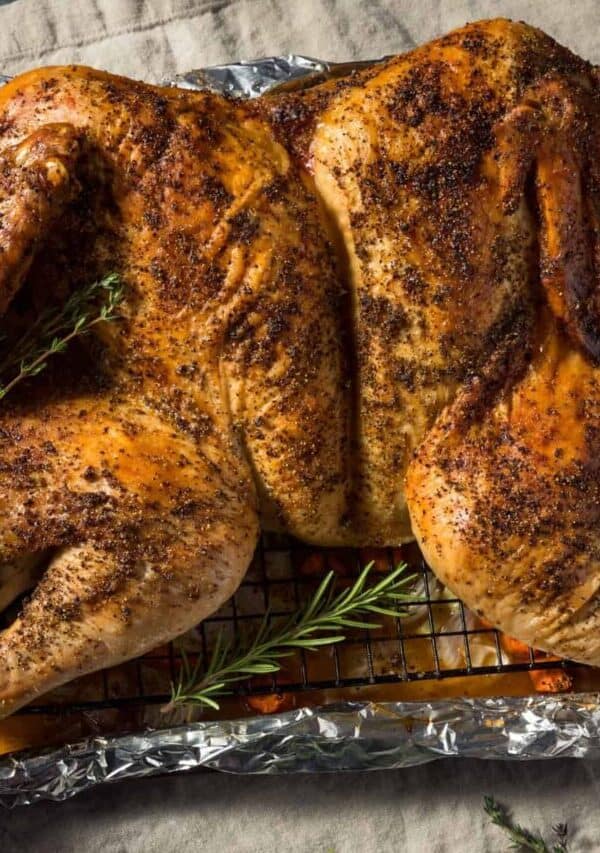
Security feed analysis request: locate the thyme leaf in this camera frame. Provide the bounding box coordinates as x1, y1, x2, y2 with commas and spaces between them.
0, 272, 124, 401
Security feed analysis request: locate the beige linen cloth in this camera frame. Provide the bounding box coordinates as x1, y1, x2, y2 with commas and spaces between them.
1, 0, 600, 78
1, 1, 600, 851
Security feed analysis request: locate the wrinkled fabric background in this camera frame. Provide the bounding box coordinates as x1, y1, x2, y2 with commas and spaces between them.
2, 0, 600, 78
0, 0, 599, 850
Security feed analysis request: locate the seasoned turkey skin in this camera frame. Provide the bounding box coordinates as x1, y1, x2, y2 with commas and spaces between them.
0, 66, 347, 716
0, 18, 600, 716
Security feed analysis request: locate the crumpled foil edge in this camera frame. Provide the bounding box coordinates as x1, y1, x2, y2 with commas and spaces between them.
2, 694, 600, 806
172, 55, 332, 96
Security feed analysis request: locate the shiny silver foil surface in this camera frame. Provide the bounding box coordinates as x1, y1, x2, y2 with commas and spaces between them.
3, 695, 600, 806
173, 55, 331, 96
0, 59, 599, 807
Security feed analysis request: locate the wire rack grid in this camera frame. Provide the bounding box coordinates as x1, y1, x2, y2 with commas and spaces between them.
12, 533, 573, 718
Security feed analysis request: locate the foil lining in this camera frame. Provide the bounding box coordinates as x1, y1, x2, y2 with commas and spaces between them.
1, 57, 599, 806
171, 56, 377, 97
172, 55, 330, 96
3, 695, 600, 806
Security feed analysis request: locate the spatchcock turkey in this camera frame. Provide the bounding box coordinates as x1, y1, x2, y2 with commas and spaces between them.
0, 18, 599, 718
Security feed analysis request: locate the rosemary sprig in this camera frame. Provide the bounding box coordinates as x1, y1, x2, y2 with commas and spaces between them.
164, 561, 415, 712
0, 272, 124, 401
484, 796, 569, 852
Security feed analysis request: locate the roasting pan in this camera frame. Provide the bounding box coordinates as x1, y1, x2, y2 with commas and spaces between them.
1, 59, 600, 807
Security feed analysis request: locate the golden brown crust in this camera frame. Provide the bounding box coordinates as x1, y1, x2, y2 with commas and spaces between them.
0, 66, 346, 714
269, 18, 543, 541
407, 316, 600, 664
3, 18, 600, 711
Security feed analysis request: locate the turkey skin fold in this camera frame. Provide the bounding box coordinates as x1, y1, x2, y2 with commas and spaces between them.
0, 18, 598, 718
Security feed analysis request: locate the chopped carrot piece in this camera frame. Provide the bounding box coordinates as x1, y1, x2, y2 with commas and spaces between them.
532, 649, 561, 663
529, 668, 573, 693
391, 547, 404, 566
298, 552, 325, 576
500, 634, 531, 661
247, 693, 290, 714
327, 553, 353, 576
358, 548, 389, 573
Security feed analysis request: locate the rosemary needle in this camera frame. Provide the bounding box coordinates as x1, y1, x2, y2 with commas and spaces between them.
164, 560, 416, 713
0, 272, 124, 401
484, 796, 569, 852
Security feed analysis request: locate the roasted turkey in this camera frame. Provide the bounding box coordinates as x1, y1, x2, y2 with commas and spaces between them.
0, 18, 599, 718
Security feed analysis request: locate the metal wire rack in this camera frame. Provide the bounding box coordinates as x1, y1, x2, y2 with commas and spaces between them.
15, 533, 572, 717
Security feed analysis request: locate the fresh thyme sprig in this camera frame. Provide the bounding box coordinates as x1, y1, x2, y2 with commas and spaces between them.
0, 272, 124, 401
164, 561, 415, 713
484, 796, 569, 852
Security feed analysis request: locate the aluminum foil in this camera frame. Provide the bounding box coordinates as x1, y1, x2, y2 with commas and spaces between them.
171, 55, 377, 97
3, 694, 600, 806
1, 57, 600, 807
173, 55, 330, 96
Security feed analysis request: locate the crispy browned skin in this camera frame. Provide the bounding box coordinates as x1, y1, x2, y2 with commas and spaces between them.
407, 316, 600, 663
1, 18, 600, 716
0, 66, 346, 716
